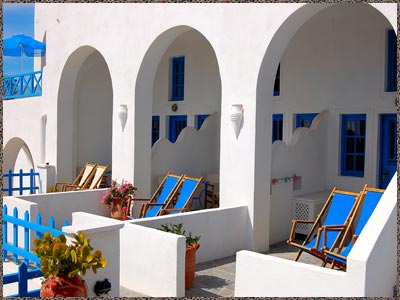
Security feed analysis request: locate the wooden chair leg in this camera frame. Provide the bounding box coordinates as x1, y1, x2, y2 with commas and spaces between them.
294, 250, 302, 261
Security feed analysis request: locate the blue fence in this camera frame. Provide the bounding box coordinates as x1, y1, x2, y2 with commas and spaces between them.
2, 71, 43, 100
3, 169, 40, 196
3, 205, 68, 297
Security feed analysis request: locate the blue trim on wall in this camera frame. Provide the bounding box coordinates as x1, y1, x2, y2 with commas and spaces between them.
273, 64, 280, 96
152, 116, 160, 146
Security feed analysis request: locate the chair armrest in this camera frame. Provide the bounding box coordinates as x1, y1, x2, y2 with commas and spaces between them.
63, 184, 81, 192
321, 225, 348, 250
130, 198, 150, 202
288, 220, 316, 242
54, 182, 72, 191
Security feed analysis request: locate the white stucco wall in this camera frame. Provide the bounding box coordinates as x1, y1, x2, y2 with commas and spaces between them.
235, 173, 397, 297
3, 2, 395, 253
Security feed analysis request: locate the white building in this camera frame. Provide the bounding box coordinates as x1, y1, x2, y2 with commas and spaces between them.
2, 3, 397, 297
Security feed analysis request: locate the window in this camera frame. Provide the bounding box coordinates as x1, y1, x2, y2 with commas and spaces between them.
272, 114, 283, 143
151, 116, 160, 146
295, 113, 318, 129
273, 64, 280, 96
196, 114, 209, 130
169, 115, 187, 143
341, 114, 366, 177
386, 29, 397, 92
171, 56, 185, 101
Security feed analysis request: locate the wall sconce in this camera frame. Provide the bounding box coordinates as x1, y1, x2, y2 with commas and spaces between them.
118, 104, 128, 130
230, 104, 244, 139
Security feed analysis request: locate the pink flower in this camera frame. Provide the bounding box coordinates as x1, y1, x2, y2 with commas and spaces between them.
122, 206, 127, 211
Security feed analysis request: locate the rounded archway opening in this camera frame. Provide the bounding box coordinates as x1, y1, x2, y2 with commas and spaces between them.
57, 46, 113, 182
255, 3, 396, 247
135, 26, 222, 200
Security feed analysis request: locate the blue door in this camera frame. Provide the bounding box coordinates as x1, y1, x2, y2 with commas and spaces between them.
169, 115, 187, 143
379, 114, 397, 189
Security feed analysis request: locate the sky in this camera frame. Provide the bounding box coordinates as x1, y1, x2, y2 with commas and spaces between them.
3, 3, 35, 75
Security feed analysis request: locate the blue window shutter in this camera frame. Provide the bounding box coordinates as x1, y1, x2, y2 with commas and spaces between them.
273, 64, 280, 96
272, 114, 283, 143
169, 115, 187, 143
341, 114, 366, 177
151, 116, 160, 146
196, 114, 210, 130
171, 56, 185, 101
295, 113, 318, 128
386, 29, 397, 92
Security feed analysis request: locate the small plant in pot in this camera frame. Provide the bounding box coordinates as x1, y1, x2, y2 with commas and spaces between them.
33, 231, 106, 297
159, 223, 200, 289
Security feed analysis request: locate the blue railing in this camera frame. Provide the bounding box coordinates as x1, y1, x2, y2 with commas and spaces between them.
2, 71, 43, 100
3, 205, 68, 297
3, 169, 40, 196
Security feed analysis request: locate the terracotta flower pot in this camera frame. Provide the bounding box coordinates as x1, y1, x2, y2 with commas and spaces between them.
185, 243, 200, 289
111, 197, 124, 220
40, 274, 88, 297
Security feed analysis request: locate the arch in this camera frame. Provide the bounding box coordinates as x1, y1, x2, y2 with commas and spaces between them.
134, 25, 222, 196
57, 46, 113, 182
3, 137, 35, 173
254, 3, 396, 249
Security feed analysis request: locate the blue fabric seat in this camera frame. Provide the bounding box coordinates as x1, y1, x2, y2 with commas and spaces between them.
287, 188, 360, 263
160, 175, 203, 215
322, 186, 384, 269
128, 173, 183, 218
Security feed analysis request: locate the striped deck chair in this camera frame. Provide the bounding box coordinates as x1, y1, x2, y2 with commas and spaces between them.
287, 187, 360, 263
159, 175, 203, 215
54, 162, 97, 192
128, 173, 184, 218
322, 185, 384, 270
64, 165, 108, 191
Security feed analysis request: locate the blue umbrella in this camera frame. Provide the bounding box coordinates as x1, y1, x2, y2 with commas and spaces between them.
3, 33, 46, 73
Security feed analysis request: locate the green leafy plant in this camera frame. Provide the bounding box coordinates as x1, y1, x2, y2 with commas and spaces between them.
33, 231, 106, 279
47, 185, 59, 193
158, 223, 200, 247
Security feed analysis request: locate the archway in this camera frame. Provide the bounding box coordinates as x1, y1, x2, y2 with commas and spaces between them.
135, 26, 222, 197
57, 46, 113, 182
255, 3, 396, 248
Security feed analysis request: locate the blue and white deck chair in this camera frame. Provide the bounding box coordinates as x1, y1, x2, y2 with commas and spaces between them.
287, 187, 360, 263
322, 185, 384, 270
128, 173, 184, 218
160, 175, 203, 215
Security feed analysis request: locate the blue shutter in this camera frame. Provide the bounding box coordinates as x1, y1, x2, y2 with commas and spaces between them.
272, 114, 283, 143
273, 64, 280, 96
169, 115, 187, 143
171, 56, 185, 101
295, 113, 318, 128
341, 114, 366, 177
196, 114, 209, 130
151, 116, 160, 146
386, 29, 397, 92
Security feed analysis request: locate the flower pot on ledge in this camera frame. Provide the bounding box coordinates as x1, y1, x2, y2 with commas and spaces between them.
40, 274, 88, 297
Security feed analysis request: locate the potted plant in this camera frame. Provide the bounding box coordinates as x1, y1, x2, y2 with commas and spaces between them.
33, 231, 106, 297
159, 223, 200, 289
100, 180, 137, 220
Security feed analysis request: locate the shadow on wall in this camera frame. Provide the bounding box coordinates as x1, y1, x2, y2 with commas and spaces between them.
151, 112, 220, 191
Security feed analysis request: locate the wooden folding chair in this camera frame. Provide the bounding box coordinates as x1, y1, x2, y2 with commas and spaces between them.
64, 165, 108, 191
287, 187, 360, 263
322, 185, 384, 270
54, 163, 97, 192
127, 173, 184, 218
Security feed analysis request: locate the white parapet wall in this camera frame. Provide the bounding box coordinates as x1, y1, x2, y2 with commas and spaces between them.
15, 189, 110, 227
120, 205, 249, 297
234, 173, 397, 297
63, 212, 124, 298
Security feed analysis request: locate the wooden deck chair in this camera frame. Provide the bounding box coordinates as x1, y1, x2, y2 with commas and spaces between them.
159, 175, 203, 215
54, 163, 97, 192
64, 165, 108, 191
287, 188, 360, 263
322, 185, 384, 270
127, 173, 184, 218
